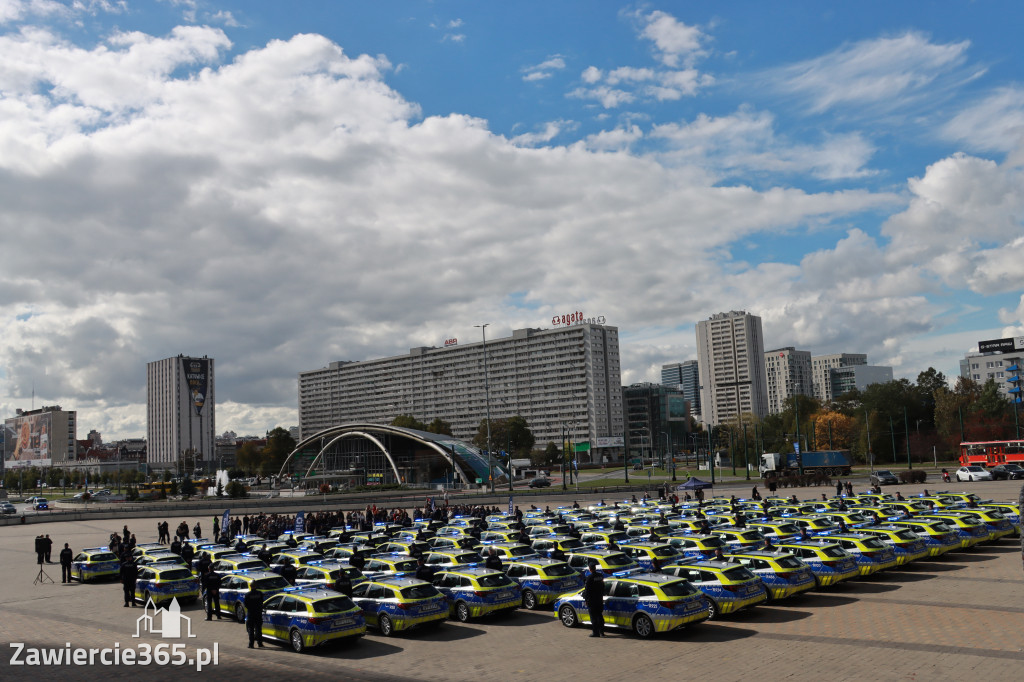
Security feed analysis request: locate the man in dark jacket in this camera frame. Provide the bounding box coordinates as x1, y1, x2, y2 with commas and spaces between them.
484, 547, 503, 570
120, 559, 138, 607
256, 544, 272, 566
170, 537, 182, 555
203, 567, 222, 620
181, 543, 195, 566
583, 560, 605, 637
414, 556, 434, 582
243, 586, 265, 648
281, 561, 297, 586
59, 543, 74, 582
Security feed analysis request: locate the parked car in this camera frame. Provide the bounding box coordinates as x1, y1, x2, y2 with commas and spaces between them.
869, 470, 899, 486
528, 477, 551, 488
955, 466, 993, 482
989, 464, 1024, 480
1, 502, 16, 515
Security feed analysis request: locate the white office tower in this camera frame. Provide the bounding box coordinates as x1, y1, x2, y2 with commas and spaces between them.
764, 347, 814, 414
696, 311, 769, 425
147, 355, 216, 472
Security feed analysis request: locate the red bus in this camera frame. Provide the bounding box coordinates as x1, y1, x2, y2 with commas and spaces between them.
959, 440, 1024, 467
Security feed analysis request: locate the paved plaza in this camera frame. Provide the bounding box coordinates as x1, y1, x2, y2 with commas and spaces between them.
1, 480, 1022, 681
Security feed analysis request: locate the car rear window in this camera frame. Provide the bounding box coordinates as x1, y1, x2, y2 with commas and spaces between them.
893, 530, 918, 541
560, 539, 584, 550
542, 563, 575, 577
455, 554, 483, 564
253, 576, 289, 591
722, 567, 755, 581
773, 524, 799, 534
508, 546, 533, 557
311, 597, 356, 613
774, 556, 802, 569
658, 580, 698, 597
476, 574, 515, 588
604, 553, 632, 567
821, 547, 847, 558
651, 546, 677, 557
158, 569, 193, 580
703, 537, 727, 548
236, 560, 264, 570
400, 584, 441, 599
860, 538, 887, 549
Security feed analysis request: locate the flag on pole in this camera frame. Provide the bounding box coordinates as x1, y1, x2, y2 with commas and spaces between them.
295, 510, 305, 533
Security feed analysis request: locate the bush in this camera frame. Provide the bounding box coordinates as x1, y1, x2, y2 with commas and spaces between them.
125, 488, 139, 502
898, 469, 927, 483
226, 481, 248, 499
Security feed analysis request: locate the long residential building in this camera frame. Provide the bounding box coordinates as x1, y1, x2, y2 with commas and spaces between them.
696, 311, 769, 426
299, 324, 624, 457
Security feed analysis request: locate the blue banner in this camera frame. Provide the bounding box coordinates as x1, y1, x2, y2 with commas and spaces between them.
222, 509, 230, 537
294, 510, 305, 533
508, 496, 514, 516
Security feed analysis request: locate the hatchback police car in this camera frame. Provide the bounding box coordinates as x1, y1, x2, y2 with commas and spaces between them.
554, 572, 710, 637
350, 578, 449, 635
262, 587, 366, 653
432, 567, 521, 621
214, 570, 290, 622
134, 565, 200, 607
727, 551, 815, 600
661, 560, 767, 619
70, 547, 121, 582
504, 559, 584, 609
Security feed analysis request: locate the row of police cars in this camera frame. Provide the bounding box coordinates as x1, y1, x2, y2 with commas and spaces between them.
67, 489, 1019, 651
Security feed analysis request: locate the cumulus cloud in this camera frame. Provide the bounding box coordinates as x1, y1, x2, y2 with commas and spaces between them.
636, 9, 706, 68
767, 31, 977, 115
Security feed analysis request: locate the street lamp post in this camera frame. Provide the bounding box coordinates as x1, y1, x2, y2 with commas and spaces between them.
474, 323, 494, 493
623, 429, 630, 484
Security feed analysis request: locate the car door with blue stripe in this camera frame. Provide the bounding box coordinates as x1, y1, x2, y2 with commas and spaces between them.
604, 580, 637, 627
262, 595, 287, 640
353, 583, 384, 627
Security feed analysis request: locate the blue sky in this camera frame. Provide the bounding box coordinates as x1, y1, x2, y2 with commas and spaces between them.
1, 0, 1023, 437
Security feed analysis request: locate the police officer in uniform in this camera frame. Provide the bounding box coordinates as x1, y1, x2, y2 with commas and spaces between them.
204, 566, 223, 619
484, 547, 503, 570
243, 586, 265, 648
257, 544, 272, 566
181, 542, 195, 567
59, 543, 74, 583
120, 558, 139, 607
281, 559, 297, 586
583, 560, 605, 637
414, 556, 434, 582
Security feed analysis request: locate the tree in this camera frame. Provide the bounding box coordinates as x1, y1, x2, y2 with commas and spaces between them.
391, 415, 427, 431
180, 478, 196, 498
226, 480, 247, 499
235, 441, 262, 475
916, 367, 948, 426
534, 442, 560, 467
472, 416, 535, 458
811, 410, 856, 450
215, 480, 224, 498
426, 418, 453, 436
262, 427, 296, 475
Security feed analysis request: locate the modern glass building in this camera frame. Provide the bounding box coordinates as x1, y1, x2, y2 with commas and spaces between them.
661, 360, 701, 418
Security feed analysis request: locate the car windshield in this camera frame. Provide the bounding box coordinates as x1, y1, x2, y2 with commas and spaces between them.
455, 554, 483, 564
930, 522, 954, 532
392, 560, 418, 571
476, 574, 515, 588
1005, 465, 1024, 471
560, 539, 584, 550
845, 514, 869, 523
651, 546, 678, 557
893, 530, 919, 541
158, 569, 193, 580
90, 553, 118, 561
604, 553, 632, 566
400, 584, 441, 599
775, 556, 803, 569
658, 580, 698, 597
860, 538, 887, 549
311, 597, 356, 613
542, 563, 575, 577
508, 546, 534, 556
876, 471, 893, 476
235, 560, 264, 570
966, 467, 986, 472
253, 576, 289, 591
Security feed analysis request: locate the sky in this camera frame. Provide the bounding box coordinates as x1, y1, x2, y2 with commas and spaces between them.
1, 0, 1023, 440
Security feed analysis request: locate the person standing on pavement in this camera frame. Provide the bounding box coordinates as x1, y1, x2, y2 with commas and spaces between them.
583, 560, 605, 637
243, 586, 265, 649
120, 558, 139, 607
59, 543, 73, 582
44, 535, 54, 563
203, 566, 222, 620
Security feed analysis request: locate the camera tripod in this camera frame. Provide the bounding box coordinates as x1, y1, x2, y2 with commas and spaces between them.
34, 561, 54, 585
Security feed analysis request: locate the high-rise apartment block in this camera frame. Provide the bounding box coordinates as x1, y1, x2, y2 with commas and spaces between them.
764, 347, 813, 414
811, 353, 867, 402
147, 355, 216, 471
661, 360, 701, 418
696, 311, 769, 425
298, 324, 624, 457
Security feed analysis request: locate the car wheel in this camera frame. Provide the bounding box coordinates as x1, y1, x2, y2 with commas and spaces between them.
78, 568, 85, 583
235, 602, 246, 624
705, 598, 718, 620
522, 590, 537, 610
378, 614, 394, 637
558, 604, 578, 628
289, 628, 305, 653
455, 601, 471, 623
144, 590, 152, 607
633, 613, 655, 638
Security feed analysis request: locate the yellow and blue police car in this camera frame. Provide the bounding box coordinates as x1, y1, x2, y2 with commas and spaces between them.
70, 547, 121, 583
262, 587, 366, 652
432, 567, 522, 621
350, 577, 449, 635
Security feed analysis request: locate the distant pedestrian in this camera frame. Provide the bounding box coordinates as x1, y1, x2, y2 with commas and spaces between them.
44, 535, 53, 563
120, 559, 139, 607
583, 560, 605, 638
34, 535, 45, 564
59, 543, 73, 583
836, 480, 843, 496
203, 567, 222, 620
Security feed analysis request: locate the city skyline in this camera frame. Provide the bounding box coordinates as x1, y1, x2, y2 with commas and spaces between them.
1, 2, 1022, 439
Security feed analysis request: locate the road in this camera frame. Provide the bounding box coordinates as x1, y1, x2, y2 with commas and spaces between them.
1, 480, 1022, 681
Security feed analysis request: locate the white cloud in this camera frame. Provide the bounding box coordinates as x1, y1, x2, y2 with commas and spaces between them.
943, 86, 1024, 154
652, 107, 877, 180
210, 10, 240, 27
581, 66, 601, 83
511, 119, 574, 146
768, 31, 975, 115
637, 10, 706, 68
523, 55, 565, 82
443, 32, 464, 43
567, 84, 634, 108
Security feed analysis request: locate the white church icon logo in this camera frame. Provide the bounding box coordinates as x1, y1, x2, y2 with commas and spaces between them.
134, 597, 197, 639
